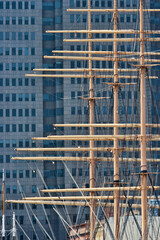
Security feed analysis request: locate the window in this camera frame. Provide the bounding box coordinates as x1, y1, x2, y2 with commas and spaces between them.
70, 0, 74, 7
6, 186, 10, 194
31, 17, 35, 25
12, 78, 16, 86
0, 140, 3, 148
77, 106, 82, 114
0, 109, 3, 117
0, 17, 3, 25
12, 170, 17, 178
76, 15, 80, 23
24, 32, 28, 40
12, 109, 16, 116
31, 109, 36, 116
0, 94, 3, 101
12, 63, 16, 71
0, 78, 3, 85
12, 140, 16, 148
25, 2, 28, 9
31, 2, 35, 9
25, 63, 29, 71
12, 94, 16, 101
19, 216, 24, 225
5, 64, 10, 71
70, 15, 74, 23
0, 32, 3, 40
19, 170, 23, 178
26, 170, 30, 178
18, 2, 22, 9
25, 93, 29, 101
55, 16, 62, 24
6, 170, 10, 178
71, 107, 75, 115
6, 109, 10, 117
0, 63, 3, 71
31, 94, 35, 101
18, 78, 22, 86
82, 0, 87, 7
31, 32, 35, 40
0, 155, 3, 163
25, 109, 29, 116
19, 124, 23, 132
19, 139, 23, 147
5, 124, 9, 132
25, 124, 29, 132
18, 94, 23, 101
31, 79, 35, 86
25, 17, 29, 25
18, 32, 22, 40
57, 169, 64, 177
6, 155, 10, 163
32, 170, 36, 178
127, 14, 130, 22
76, 0, 80, 7
0, 2, 3, 9
32, 185, 36, 193
0, 124, 3, 132
18, 17, 22, 25
13, 186, 17, 194
24, 48, 29, 56
12, 17, 16, 25
12, 2, 16, 9
32, 124, 36, 132
12, 32, 16, 40
31, 48, 35, 55
5, 17, 10, 25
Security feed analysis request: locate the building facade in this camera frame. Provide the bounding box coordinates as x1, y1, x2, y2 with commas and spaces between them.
0, 0, 160, 240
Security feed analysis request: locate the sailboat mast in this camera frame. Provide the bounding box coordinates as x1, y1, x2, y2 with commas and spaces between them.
88, 0, 95, 239
140, 0, 148, 239
113, 0, 120, 239
2, 169, 5, 239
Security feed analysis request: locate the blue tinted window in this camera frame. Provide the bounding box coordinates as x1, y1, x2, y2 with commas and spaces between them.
12, 2, 16, 9
6, 2, 10, 9
18, 2, 22, 9
0, 2, 3, 9
31, 2, 35, 9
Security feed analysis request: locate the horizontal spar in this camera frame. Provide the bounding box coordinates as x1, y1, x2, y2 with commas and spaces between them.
41, 186, 160, 193
6, 200, 160, 209
44, 55, 139, 61
32, 135, 160, 141
25, 74, 155, 79
46, 30, 160, 34
11, 157, 160, 163
43, 55, 160, 63
5, 200, 148, 209
33, 68, 137, 72
53, 123, 160, 128
64, 38, 160, 43
23, 196, 160, 201
15, 147, 160, 152
52, 50, 160, 56
67, 8, 160, 12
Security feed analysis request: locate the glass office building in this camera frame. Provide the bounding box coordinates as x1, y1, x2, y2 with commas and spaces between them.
0, 0, 160, 239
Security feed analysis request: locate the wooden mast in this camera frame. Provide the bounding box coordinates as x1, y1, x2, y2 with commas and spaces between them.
113, 0, 120, 239
140, 0, 148, 239
88, 0, 95, 239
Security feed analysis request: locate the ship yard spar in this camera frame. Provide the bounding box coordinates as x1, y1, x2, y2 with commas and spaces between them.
6, 0, 160, 239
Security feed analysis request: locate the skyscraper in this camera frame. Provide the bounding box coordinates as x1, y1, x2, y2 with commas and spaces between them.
0, 0, 160, 239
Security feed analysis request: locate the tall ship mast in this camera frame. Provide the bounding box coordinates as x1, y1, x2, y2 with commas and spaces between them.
7, 0, 160, 239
